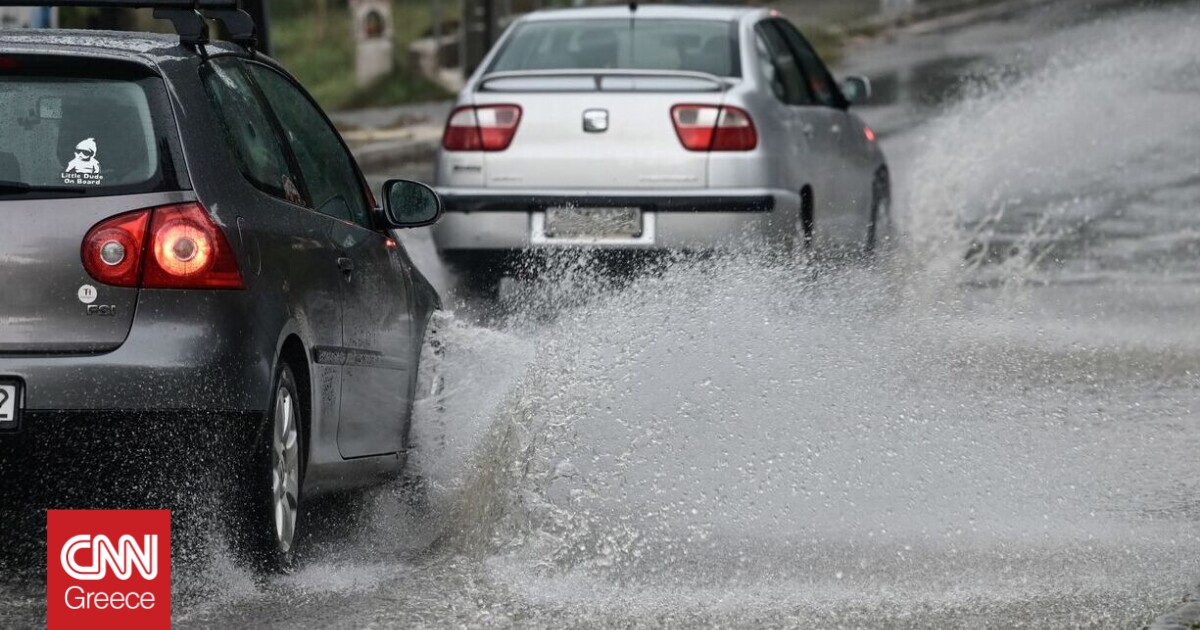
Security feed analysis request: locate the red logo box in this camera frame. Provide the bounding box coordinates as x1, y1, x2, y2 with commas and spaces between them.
47, 509, 171, 630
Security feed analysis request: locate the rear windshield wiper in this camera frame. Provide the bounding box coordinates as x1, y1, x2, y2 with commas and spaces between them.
0, 180, 89, 195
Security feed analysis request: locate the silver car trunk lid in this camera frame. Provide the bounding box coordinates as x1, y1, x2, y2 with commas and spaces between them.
475, 74, 727, 190
0, 192, 186, 354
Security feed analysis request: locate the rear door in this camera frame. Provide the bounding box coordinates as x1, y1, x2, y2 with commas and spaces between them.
753, 20, 843, 245
246, 62, 416, 460
472, 17, 740, 190
0, 57, 186, 353
772, 18, 868, 245
199, 56, 347, 404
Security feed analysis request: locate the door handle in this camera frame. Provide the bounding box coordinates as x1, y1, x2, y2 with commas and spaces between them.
337, 257, 354, 281
801, 123, 815, 138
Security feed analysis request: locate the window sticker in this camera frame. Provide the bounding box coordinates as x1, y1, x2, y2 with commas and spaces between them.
62, 137, 103, 185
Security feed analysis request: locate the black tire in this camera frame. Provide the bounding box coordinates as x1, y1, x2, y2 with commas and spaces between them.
238, 362, 305, 573
866, 169, 891, 255
445, 252, 504, 300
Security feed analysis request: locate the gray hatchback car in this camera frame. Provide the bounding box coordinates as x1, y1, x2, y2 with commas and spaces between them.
0, 4, 442, 568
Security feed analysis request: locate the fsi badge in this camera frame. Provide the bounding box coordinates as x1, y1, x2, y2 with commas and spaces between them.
47, 510, 171, 629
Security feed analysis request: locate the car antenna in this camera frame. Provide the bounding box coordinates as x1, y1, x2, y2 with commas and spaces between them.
628, 1, 636, 62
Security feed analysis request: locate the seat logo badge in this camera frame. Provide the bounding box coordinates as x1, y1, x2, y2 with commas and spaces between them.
583, 109, 609, 133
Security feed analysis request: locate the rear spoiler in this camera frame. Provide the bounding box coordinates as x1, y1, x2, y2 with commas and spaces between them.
0, 0, 255, 48
477, 69, 732, 93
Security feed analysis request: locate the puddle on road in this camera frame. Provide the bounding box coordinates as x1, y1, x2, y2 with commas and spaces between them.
172, 4, 1200, 628
3, 4, 1199, 629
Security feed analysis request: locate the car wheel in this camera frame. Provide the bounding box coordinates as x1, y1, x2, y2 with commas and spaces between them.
865, 170, 892, 255
242, 362, 305, 572
446, 253, 503, 300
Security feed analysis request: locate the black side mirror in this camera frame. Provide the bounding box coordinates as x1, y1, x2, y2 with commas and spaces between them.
382, 179, 442, 228
840, 76, 872, 106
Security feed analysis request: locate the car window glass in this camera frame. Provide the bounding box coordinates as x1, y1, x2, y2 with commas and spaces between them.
0, 71, 165, 197
774, 19, 842, 108
490, 19, 739, 77
246, 64, 372, 228
200, 60, 306, 206
754, 32, 785, 102
754, 22, 810, 106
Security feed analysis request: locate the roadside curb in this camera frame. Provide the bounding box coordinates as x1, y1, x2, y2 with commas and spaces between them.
851, 0, 1040, 34
351, 136, 441, 174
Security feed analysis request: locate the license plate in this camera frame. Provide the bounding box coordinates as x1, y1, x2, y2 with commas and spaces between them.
0, 380, 20, 430
544, 207, 643, 239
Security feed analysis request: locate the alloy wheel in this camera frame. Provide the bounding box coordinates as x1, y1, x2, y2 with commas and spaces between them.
271, 384, 300, 554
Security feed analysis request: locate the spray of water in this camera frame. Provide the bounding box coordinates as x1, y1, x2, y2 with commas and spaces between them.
902, 6, 1200, 286
157, 5, 1200, 627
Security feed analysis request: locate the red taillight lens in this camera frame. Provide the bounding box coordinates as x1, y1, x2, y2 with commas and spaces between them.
442, 104, 522, 151
81, 203, 243, 290
671, 104, 758, 152
143, 203, 243, 289
82, 209, 151, 287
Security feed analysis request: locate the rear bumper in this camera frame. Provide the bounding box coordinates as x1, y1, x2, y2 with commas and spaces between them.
433, 188, 800, 251
0, 290, 272, 414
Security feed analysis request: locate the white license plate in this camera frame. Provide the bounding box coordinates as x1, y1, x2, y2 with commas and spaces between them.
0, 381, 20, 429
544, 207, 643, 239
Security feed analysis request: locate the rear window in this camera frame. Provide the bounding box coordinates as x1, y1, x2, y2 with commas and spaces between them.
0, 57, 178, 199
488, 19, 740, 77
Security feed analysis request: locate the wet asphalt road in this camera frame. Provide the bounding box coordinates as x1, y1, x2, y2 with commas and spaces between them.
4, 1, 1200, 628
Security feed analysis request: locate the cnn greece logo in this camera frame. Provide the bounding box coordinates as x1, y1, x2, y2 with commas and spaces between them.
60, 533, 158, 581
47, 509, 171, 630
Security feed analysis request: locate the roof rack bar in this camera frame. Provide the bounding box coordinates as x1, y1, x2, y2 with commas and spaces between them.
203, 8, 255, 49
0, 0, 236, 8
152, 7, 208, 46
0, 0, 257, 51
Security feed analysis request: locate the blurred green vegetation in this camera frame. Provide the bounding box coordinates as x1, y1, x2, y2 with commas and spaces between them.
271, 0, 454, 111
55, 0, 874, 110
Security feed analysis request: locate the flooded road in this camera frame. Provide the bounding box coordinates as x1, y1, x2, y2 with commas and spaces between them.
4, 1, 1200, 628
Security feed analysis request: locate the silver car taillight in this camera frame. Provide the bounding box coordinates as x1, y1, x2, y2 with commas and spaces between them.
442, 104, 523, 152
671, 104, 758, 152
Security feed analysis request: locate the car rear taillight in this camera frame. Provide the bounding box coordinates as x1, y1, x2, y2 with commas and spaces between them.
442, 104, 522, 151
81, 202, 244, 290
82, 209, 151, 287
143, 203, 243, 289
671, 104, 758, 152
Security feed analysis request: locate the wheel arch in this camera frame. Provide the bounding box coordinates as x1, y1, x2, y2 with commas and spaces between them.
272, 329, 313, 474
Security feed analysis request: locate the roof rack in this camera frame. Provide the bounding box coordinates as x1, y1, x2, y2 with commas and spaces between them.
0, 0, 257, 50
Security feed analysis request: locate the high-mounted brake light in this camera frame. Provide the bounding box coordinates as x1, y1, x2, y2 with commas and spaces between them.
671, 104, 758, 152
81, 202, 243, 290
443, 104, 522, 152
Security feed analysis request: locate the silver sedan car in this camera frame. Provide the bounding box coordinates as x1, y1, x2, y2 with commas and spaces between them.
433, 5, 888, 286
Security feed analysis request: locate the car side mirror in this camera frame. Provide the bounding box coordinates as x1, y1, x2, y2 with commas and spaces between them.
382, 179, 442, 228
841, 76, 872, 106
